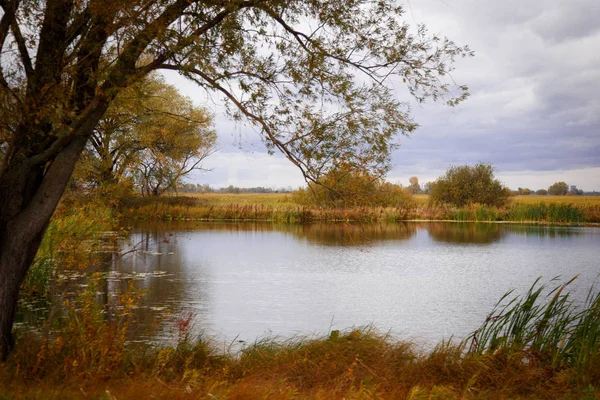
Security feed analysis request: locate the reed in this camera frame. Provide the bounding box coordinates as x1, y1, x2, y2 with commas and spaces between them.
21, 202, 117, 298
5, 273, 600, 399
465, 276, 600, 381
507, 203, 586, 223
118, 194, 599, 224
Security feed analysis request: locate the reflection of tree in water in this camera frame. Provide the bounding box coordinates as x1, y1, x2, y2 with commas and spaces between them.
507, 225, 580, 239
130, 220, 418, 247
100, 228, 212, 343
287, 223, 417, 246
426, 222, 505, 244
128, 220, 276, 234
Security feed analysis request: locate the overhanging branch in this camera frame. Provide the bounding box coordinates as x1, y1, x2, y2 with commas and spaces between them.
158, 63, 324, 187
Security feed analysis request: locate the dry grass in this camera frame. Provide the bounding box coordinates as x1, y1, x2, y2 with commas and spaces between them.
120, 194, 600, 223
176, 192, 293, 206
511, 195, 600, 205
415, 194, 600, 206
6, 204, 599, 399
2, 326, 597, 399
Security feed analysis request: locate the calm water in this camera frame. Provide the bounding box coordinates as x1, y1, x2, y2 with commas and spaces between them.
97, 221, 600, 347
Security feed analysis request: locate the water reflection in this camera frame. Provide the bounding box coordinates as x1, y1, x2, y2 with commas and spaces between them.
426, 222, 505, 244
286, 223, 417, 246
507, 224, 588, 238
108, 230, 213, 342
128, 220, 418, 246
19, 221, 600, 347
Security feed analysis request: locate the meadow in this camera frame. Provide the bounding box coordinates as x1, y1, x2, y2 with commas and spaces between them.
119, 193, 600, 224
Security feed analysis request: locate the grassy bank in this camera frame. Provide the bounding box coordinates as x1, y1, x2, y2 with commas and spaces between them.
21, 201, 118, 298
118, 193, 600, 224
5, 198, 599, 398
3, 278, 599, 399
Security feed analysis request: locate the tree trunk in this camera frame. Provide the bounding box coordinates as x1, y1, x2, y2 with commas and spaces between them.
0, 135, 90, 360
0, 225, 45, 358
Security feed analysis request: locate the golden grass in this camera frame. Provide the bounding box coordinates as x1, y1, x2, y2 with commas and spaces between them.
0, 329, 600, 399
510, 195, 600, 205
415, 194, 600, 206
2, 327, 597, 399
173, 192, 600, 207
120, 194, 600, 224
176, 192, 293, 206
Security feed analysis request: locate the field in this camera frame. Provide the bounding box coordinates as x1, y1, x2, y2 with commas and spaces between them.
179, 192, 294, 206
126, 192, 600, 224
175, 192, 600, 207
510, 195, 600, 205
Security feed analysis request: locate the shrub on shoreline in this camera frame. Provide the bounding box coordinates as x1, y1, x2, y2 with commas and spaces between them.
292, 166, 414, 208
429, 163, 511, 207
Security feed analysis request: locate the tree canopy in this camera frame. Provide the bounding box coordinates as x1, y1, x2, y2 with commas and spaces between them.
548, 182, 569, 196
0, 0, 471, 358
293, 163, 412, 208
407, 176, 422, 194
77, 73, 216, 197
429, 163, 510, 207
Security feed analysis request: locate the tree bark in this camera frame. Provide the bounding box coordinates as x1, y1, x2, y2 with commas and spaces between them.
0, 134, 91, 360
0, 220, 46, 358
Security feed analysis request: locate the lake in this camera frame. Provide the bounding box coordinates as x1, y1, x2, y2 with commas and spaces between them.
89, 221, 600, 348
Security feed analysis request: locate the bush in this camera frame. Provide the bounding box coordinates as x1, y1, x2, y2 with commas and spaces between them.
429, 163, 510, 207
293, 166, 413, 208
548, 181, 569, 196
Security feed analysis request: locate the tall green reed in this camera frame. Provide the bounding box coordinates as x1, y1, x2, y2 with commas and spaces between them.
466, 276, 600, 379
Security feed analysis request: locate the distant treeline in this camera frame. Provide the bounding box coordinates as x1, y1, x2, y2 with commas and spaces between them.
177, 183, 293, 194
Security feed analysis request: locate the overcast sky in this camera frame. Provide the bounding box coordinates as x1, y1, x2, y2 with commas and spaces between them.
162, 0, 600, 191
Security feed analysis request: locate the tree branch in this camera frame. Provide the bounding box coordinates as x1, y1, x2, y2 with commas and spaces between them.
10, 18, 33, 80
28, 94, 110, 166
0, 0, 18, 53
158, 63, 318, 185
137, 0, 271, 76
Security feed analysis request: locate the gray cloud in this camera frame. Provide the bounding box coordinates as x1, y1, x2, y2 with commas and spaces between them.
163, 0, 600, 190
387, 0, 600, 184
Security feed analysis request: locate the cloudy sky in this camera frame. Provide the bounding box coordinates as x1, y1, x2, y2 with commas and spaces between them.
163, 0, 600, 191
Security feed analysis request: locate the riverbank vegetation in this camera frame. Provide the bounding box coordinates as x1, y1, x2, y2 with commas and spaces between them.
292, 165, 413, 208
3, 269, 599, 399
116, 193, 600, 224
111, 162, 599, 224
3, 194, 598, 398
428, 163, 511, 207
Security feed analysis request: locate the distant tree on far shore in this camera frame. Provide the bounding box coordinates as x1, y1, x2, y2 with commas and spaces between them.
569, 185, 584, 195
518, 188, 532, 195
548, 182, 569, 196
407, 176, 422, 194
429, 163, 510, 207
294, 164, 412, 208
535, 189, 548, 195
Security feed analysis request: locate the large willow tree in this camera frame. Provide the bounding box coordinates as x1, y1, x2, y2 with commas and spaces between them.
0, 0, 471, 357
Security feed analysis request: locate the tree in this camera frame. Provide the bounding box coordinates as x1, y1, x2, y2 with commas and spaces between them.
517, 187, 531, 195
76, 73, 216, 197
422, 181, 433, 194
0, 0, 470, 358
293, 164, 412, 207
548, 182, 569, 196
429, 163, 510, 207
407, 176, 422, 194
535, 189, 548, 195
569, 185, 583, 196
